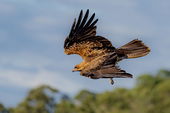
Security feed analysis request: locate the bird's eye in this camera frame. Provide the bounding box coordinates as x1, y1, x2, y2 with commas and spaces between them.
74, 66, 78, 69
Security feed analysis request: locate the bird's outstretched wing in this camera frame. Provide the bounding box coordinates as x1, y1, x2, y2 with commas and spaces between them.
64, 9, 115, 61
81, 65, 133, 79
80, 52, 133, 79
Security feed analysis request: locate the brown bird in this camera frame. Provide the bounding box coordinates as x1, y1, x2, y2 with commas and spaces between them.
64, 9, 150, 85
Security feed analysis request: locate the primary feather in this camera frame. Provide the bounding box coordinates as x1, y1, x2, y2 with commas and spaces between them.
64, 9, 114, 61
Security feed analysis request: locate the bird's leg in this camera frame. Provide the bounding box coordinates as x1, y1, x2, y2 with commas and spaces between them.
109, 78, 114, 85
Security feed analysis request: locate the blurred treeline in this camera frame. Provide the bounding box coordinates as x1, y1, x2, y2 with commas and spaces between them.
1, 70, 170, 113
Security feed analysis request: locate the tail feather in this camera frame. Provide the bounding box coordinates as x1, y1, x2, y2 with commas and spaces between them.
116, 39, 150, 59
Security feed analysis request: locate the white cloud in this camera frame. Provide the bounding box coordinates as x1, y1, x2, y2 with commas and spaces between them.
0, 52, 52, 69
0, 68, 83, 94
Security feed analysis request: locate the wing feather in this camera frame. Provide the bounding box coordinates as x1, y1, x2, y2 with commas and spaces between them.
74, 10, 83, 32
82, 66, 133, 79
83, 13, 95, 30
64, 9, 115, 61
79, 10, 89, 30
69, 18, 76, 38
71, 9, 98, 40
99, 66, 133, 78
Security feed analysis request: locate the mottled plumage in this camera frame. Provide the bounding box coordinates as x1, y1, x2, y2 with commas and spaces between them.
64, 9, 150, 85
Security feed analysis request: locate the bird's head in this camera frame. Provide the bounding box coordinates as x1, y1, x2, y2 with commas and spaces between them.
72, 65, 81, 72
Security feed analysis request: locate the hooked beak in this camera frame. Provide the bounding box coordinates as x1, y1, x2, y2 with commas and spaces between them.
72, 68, 80, 72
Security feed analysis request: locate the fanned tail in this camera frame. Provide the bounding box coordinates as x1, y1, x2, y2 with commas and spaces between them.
116, 39, 150, 59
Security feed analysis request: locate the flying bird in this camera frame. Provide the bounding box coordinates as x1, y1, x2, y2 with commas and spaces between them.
64, 9, 150, 85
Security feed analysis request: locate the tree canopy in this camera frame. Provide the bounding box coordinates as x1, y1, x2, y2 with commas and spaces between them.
0, 70, 170, 113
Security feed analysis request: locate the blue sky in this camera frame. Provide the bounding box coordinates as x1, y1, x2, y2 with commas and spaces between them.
0, 0, 170, 107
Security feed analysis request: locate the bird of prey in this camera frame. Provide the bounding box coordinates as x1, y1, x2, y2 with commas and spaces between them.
64, 9, 150, 85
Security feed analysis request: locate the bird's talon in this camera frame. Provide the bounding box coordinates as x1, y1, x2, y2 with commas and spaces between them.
110, 78, 114, 85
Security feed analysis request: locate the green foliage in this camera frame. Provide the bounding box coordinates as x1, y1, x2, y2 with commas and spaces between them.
0, 104, 10, 113
2, 69, 170, 113
55, 99, 76, 113
56, 69, 170, 113
75, 90, 96, 103
10, 85, 58, 113
74, 90, 97, 113
0, 104, 5, 111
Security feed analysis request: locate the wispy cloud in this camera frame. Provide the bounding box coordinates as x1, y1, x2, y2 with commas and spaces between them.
0, 69, 82, 94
